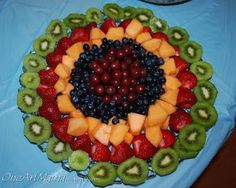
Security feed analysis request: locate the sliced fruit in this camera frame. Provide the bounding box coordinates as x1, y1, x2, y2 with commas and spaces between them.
39, 68, 59, 86
177, 88, 197, 109
147, 103, 168, 126
158, 100, 176, 115
56, 36, 73, 54
101, 18, 116, 33
90, 28, 106, 40
149, 17, 168, 33
70, 27, 90, 43
173, 56, 189, 73
159, 130, 176, 148
128, 112, 146, 135
125, 19, 144, 39
160, 58, 177, 75
110, 123, 129, 146
124, 132, 134, 145
106, 27, 124, 41
136, 32, 152, 44
62, 55, 75, 70
54, 63, 71, 79
87, 116, 101, 140
160, 89, 179, 106
93, 124, 112, 145
119, 19, 132, 30
103, 3, 124, 19
159, 40, 176, 58
37, 85, 57, 101
62, 82, 74, 95
33, 34, 55, 57
177, 70, 197, 89
165, 75, 182, 90
67, 118, 89, 137
145, 125, 163, 147
46, 51, 63, 69
54, 78, 67, 93
123, 6, 137, 19
38, 101, 61, 122
167, 26, 189, 46
70, 109, 84, 118
190, 61, 213, 80
141, 38, 162, 52
66, 42, 84, 61
68, 150, 89, 171
57, 94, 76, 114
63, 13, 87, 29
23, 54, 47, 72
152, 32, 168, 41
135, 8, 153, 26
86, 8, 103, 24
70, 134, 92, 155
46, 19, 67, 41
91, 140, 111, 162
162, 116, 170, 130
20, 72, 40, 89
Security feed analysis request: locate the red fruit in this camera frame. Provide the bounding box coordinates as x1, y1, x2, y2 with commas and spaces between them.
39, 68, 59, 86
51, 118, 73, 143
132, 134, 157, 160
38, 101, 61, 122
169, 109, 192, 132
70, 134, 92, 155
177, 88, 197, 109
91, 140, 110, 162
173, 56, 189, 72
119, 19, 132, 30
152, 32, 168, 41
143, 26, 152, 33
56, 37, 73, 54
101, 18, 116, 33
158, 130, 176, 148
177, 70, 197, 89
173, 46, 180, 56
110, 142, 134, 164
85, 22, 97, 32
37, 85, 57, 101
46, 51, 63, 69
70, 27, 90, 44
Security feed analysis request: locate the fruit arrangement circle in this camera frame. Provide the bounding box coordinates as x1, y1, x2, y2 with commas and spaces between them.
17, 3, 218, 187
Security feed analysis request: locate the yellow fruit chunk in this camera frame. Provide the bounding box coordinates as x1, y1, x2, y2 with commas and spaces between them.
90, 28, 106, 40
128, 112, 146, 135
159, 40, 176, 58
66, 42, 83, 60
145, 125, 162, 147
93, 124, 112, 146
162, 116, 170, 130
157, 100, 176, 115
160, 58, 177, 75
54, 63, 71, 79
160, 89, 179, 106
57, 94, 76, 114
62, 83, 74, 95
110, 123, 129, 146
147, 103, 168, 126
142, 38, 162, 52
67, 118, 88, 136
124, 132, 134, 145
125, 19, 143, 39
62, 55, 75, 71
87, 117, 101, 142
91, 39, 102, 47
165, 75, 182, 90
70, 109, 84, 118
54, 78, 67, 94
136, 32, 152, 44
153, 50, 160, 57
106, 27, 124, 41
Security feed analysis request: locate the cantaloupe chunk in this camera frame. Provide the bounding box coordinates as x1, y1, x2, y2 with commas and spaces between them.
54, 63, 71, 79
62, 55, 75, 71
57, 94, 76, 114
91, 39, 102, 47
157, 100, 176, 115
62, 83, 74, 95
142, 39, 162, 52
160, 89, 179, 106
87, 117, 101, 142
90, 28, 106, 40
106, 27, 124, 41
159, 40, 176, 58
128, 112, 146, 135
160, 58, 177, 75
54, 78, 67, 93
124, 132, 134, 145
145, 125, 163, 147
136, 32, 152, 44
153, 50, 160, 57
125, 19, 143, 39
93, 124, 112, 146
161, 116, 170, 130
66, 42, 83, 60
165, 75, 182, 90
110, 123, 129, 146
147, 103, 168, 126
67, 118, 88, 136
70, 109, 84, 118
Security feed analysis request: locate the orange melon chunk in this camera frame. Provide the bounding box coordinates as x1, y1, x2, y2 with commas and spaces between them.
62, 83, 74, 95
124, 132, 134, 145
153, 50, 160, 57
70, 109, 84, 118
128, 112, 146, 135
147, 103, 168, 126
54, 78, 67, 94
90, 28, 105, 40
142, 38, 162, 52
159, 40, 176, 58
157, 100, 176, 115
91, 39, 102, 47
54, 63, 71, 79
66, 42, 83, 60
62, 55, 75, 71
165, 75, 182, 90
67, 118, 88, 136
145, 125, 162, 147
136, 32, 152, 44
57, 94, 76, 114
87, 117, 101, 142
125, 19, 143, 39
93, 124, 112, 145
161, 115, 170, 130
106, 27, 124, 41
110, 123, 129, 146
160, 58, 177, 75
160, 89, 179, 106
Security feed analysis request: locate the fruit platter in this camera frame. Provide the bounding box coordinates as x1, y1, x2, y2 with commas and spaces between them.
14, 2, 221, 187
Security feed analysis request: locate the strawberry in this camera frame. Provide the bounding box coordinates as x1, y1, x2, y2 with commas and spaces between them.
110, 142, 134, 164
39, 68, 59, 86
70, 134, 92, 155
173, 46, 180, 56
119, 19, 132, 30
173, 56, 189, 72
85, 22, 97, 33
169, 109, 192, 132
132, 134, 157, 160
101, 18, 116, 33
56, 37, 72, 54
177, 88, 197, 109
38, 101, 61, 122
177, 70, 197, 89
51, 118, 73, 143
158, 130, 176, 148
46, 51, 63, 69
91, 140, 110, 162
70, 27, 90, 44
143, 26, 152, 33
152, 32, 168, 41
37, 85, 57, 101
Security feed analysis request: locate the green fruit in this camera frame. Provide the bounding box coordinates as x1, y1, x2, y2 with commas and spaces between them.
63, 13, 87, 30
46, 19, 68, 41
24, 115, 51, 145
135, 8, 154, 26
17, 88, 42, 113
103, 3, 124, 20
149, 16, 168, 33
194, 81, 218, 104
68, 150, 89, 171
117, 157, 148, 185
86, 8, 103, 24
190, 102, 218, 130
167, 26, 189, 46
152, 148, 179, 176
88, 162, 116, 187
180, 40, 203, 63
190, 61, 213, 80
20, 72, 40, 89
33, 34, 56, 57
23, 54, 47, 72
46, 137, 72, 163
123, 6, 137, 19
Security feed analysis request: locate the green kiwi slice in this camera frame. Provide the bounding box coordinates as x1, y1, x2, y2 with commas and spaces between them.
63, 13, 87, 30
167, 26, 189, 46
117, 157, 148, 185
190, 61, 213, 80
194, 81, 218, 104
33, 34, 56, 57
46, 137, 72, 163
20, 72, 40, 89
68, 150, 89, 171
17, 88, 42, 113
149, 16, 168, 33
23, 54, 47, 72
46, 19, 68, 41
24, 115, 51, 145
152, 148, 179, 176
180, 41, 203, 64
123, 6, 137, 19
86, 8, 103, 24
179, 124, 206, 152
88, 162, 116, 187
135, 8, 154, 26
103, 3, 124, 20
190, 102, 218, 130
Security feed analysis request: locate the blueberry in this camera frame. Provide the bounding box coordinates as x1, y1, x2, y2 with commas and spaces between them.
83, 43, 90, 51
122, 37, 129, 45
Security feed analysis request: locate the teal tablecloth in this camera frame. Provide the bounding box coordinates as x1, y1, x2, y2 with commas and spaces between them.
1, 0, 236, 187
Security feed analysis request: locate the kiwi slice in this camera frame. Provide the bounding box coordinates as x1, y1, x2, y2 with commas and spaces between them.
194, 81, 218, 104
180, 41, 203, 64
46, 137, 72, 163
23, 54, 47, 72
117, 157, 148, 185
123, 6, 137, 19
68, 150, 89, 171
190, 61, 213, 80
46, 19, 68, 41
135, 8, 154, 26
103, 3, 124, 20
152, 148, 179, 176
17, 88, 42, 113
179, 124, 206, 152
20, 72, 40, 89
24, 115, 51, 144
149, 16, 168, 33
33, 34, 56, 57
63, 13, 87, 30
86, 8, 103, 24
88, 162, 116, 187
167, 26, 189, 46
190, 102, 218, 130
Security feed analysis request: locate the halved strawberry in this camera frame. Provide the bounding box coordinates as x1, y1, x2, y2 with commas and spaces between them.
39, 68, 59, 86
173, 56, 189, 72
46, 51, 63, 69
158, 130, 176, 148
37, 85, 56, 101
177, 88, 197, 109
70, 134, 91, 155
70, 27, 90, 44
152, 32, 168, 41
101, 18, 116, 33
85, 22, 97, 33
119, 19, 132, 30
38, 101, 61, 122
91, 140, 110, 162
56, 37, 73, 54
177, 70, 197, 89
143, 26, 152, 33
